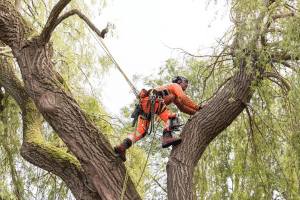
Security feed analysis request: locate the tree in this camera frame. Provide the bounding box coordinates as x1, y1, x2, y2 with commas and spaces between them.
1, 0, 300, 199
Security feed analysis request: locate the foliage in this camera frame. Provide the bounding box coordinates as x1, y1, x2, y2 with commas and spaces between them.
126, 0, 300, 198
2, 0, 300, 199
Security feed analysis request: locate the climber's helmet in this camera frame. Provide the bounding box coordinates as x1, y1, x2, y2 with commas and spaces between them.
172, 76, 189, 91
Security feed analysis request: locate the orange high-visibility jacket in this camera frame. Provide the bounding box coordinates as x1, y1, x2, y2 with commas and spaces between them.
154, 83, 199, 115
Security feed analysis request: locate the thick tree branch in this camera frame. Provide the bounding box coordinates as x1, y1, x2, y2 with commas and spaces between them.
0, 2, 141, 199
282, 54, 299, 61
262, 72, 291, 92
270, 53, 299, 61
0, 53, 99, 199
40, 6, 108, 44
268, 28, 282, 32
168, 56, 256, 199
40, 0, 71, 44
54, 9, 108, 39
281, 61, 297, 72
272, 12, 296, 20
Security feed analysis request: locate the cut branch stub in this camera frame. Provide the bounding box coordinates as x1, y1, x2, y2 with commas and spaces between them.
54, 9, 108, 39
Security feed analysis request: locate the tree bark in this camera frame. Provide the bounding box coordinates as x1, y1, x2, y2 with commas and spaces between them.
0, 47, 101, 199
1, 0, 283, 199
167, 58, 256, 199
0, 1, 141, 199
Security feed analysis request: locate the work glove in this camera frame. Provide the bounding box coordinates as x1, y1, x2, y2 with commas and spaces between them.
199, 103, 208, 110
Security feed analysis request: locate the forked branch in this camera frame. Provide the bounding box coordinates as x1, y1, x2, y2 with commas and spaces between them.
40, 5, 108, 44
40, 0, 71, 44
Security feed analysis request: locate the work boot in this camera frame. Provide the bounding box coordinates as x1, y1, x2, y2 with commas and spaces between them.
114, 138, 132, 162
162, 130, 182, 148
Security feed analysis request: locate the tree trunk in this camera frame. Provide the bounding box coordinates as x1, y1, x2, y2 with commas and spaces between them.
0, 0, 266, 199
0, 1, 141, 199
167, 58, 256, 199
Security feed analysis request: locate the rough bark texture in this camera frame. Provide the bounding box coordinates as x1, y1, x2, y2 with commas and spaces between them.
0, 0, 269, 199
0, 45, 101, 199
167, 58, 256, 199
0, 1, 141, 199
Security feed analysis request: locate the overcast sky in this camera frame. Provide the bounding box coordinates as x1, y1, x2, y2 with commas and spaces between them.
94, 0, 232, 115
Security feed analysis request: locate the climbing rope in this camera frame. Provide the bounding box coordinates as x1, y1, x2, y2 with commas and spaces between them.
69, 1, 139, 98
82, 20, 161, 198
99, 37, 139, 98
136, 122, 159, 188
86, 23, 140, 98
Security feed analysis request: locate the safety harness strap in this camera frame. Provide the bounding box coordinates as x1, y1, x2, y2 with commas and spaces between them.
147, 89, 170, 98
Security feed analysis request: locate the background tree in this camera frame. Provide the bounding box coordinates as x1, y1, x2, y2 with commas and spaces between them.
1, 0, 300, 199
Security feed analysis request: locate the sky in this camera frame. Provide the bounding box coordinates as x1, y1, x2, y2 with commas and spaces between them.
94, 0, 232, 115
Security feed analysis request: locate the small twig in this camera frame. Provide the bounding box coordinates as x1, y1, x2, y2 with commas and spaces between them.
200, 50, 225, 100
161, 42, 227, 58
251, 119, 296, 194
201, 76, 232, 104
284, 3, 299, 12
248, 118, 269, 196
246, 103, 287, 142
261, 72, 291, 91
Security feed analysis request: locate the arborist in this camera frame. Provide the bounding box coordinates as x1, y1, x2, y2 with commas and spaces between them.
114, 75, 207, 162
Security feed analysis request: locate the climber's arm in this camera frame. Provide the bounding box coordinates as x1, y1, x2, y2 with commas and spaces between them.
174, 98, 199, 115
